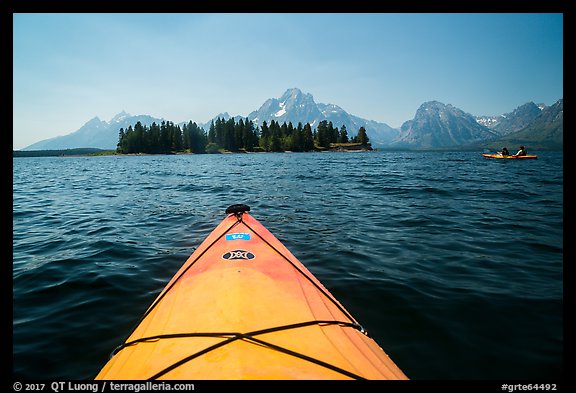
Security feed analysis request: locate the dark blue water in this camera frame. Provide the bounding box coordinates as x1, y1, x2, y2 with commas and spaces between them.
13, 151, 563, 380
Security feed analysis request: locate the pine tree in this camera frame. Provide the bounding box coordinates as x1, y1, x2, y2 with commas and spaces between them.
327, 121, 338, 144
149, 122, 161, 153
293, 122, 303, 152
225, 118, 236, 151
242, 118, 256, 151
279, 122, 288, 151
159, 121, 171, 153
316, 120, 330, 148
133, 121, 145, 153
339, 124, 349, 143
208, 120, 216, 144
260, 121, 270, 151
171, 122, 183, 152
117, 128, 125, 153
188, 121, 207, 153
214, 118, 225, 148
303, 123, 314, 151
182, 122, 191, 150
269, 120, 282, 152
357, 126, 369, 146
125, 125, 135, 153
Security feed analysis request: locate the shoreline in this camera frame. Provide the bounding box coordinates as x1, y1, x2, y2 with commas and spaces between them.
13, 145, 374, 158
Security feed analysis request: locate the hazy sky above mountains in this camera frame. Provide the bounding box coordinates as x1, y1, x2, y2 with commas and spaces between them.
13, 13, 563, 150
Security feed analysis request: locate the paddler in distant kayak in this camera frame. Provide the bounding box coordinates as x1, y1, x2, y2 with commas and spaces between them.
514, 145, 527, 157
500, 147, 510, 156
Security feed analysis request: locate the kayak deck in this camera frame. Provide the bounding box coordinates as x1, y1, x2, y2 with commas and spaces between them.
96, 205, 407, 380
482, 153, 538, 159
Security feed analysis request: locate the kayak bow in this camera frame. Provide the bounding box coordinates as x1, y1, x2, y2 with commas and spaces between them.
96, 204, 407, 380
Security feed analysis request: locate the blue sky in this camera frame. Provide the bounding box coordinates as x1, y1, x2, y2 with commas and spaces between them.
13, 13, 563, 149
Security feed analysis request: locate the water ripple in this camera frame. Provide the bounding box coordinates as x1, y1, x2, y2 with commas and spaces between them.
13, 151, 563, 379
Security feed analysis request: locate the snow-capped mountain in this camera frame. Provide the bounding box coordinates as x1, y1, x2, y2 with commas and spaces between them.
249, 88, 323, 125
475, 102, 544, 136
199, 88, 399, 147
245, 88, 399, 147
484, 99, 563, 150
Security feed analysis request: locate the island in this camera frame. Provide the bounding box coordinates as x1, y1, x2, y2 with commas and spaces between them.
116, 117, 371, 154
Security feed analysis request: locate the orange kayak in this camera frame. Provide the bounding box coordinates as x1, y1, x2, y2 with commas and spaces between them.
482, 153, 538, 159
96, 205, 407, 380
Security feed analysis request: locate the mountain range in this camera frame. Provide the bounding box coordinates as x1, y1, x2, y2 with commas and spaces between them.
21, 88, 563, 151
23, 112, 165, 151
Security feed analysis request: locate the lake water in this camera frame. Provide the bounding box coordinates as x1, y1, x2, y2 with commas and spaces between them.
12, 151, 563, 380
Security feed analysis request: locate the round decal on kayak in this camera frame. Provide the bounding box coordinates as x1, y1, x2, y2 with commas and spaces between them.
222, 249, 255, 261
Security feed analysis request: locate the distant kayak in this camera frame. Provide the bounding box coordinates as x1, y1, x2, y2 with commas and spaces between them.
96, 204, 408, 380
482, 153, 538, 159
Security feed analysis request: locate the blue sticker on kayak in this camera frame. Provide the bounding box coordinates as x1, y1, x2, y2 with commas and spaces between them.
225, 233, 251, 241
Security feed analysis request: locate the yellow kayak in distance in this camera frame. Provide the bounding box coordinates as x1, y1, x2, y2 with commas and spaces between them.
96, 204, 408, 380
482, 153, 538, 159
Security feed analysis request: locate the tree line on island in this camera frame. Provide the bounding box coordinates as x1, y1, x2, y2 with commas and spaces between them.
116, 117, 370, 154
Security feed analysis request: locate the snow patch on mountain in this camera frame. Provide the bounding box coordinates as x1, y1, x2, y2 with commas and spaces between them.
274, 102, 287, 117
